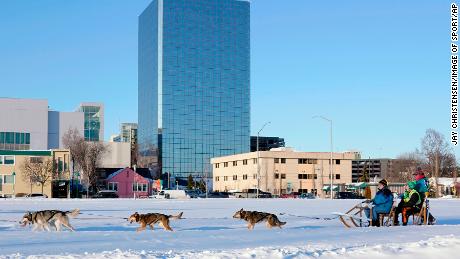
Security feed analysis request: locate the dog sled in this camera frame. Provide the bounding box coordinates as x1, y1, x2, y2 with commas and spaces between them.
335, 198, 432, 228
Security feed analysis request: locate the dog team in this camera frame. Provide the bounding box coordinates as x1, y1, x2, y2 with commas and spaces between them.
19, 208, 286, 232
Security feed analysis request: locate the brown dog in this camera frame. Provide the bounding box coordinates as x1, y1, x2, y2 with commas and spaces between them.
128, 212, 183, 232
233, 208, 286, 230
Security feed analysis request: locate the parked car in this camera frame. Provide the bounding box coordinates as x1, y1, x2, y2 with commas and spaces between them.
234, 189, 272, 198
199, 191, 229, 198
91, 190, 119, 199
150, 190, 190, 199
335, 191, 365, 199
280, 192, 300, 198
185, 189, 203, 198
25, 193, 48, 198
299, 193, 316, 199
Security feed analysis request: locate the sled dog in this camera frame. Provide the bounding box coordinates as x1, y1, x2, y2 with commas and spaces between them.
233, 208, 286, 230
20, 209, 80, 231
128, 212, 183, 232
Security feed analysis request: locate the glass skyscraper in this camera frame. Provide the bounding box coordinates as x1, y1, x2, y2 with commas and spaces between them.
138, 0, 250, 179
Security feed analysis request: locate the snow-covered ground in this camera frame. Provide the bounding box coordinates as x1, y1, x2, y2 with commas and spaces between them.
1, 198, 460, 258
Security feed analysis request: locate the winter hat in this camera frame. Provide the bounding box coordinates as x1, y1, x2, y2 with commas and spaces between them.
378, 179, 388, 186
407, 181, 416, 189
415, 174, 425, 181
416, 167, 424, 174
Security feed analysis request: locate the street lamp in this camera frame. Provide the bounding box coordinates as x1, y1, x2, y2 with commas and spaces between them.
257, 121, 271, 199
12, 172, 16, 198
313, 116, 333, 199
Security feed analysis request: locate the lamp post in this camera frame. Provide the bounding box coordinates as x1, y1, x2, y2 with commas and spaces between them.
313, 116, 333, 199
12, 172, 16, 198
257, 121, 271, 199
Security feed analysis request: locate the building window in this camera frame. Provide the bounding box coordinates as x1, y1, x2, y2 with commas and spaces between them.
253, 158, 257, 164
336, 174, 341, 180
298, 159, 307, 164
298, 189, 309, 193
233, 161, 237, 166
4, 156, 14, 165
253, 174, 257, 179
215, 163, 220, 168
298, 174, 308, 179
314, 174, 318, 179
215, 176, 220, 181
30, 157, 43, 164
132, 182, 147, 192
280, 158, 286, 164
274, 158, 279, 163
274, 173, 279, 179
108, 182, 118, 191
336, 159, 341, 165
243, 159, 248, 165
233, 175, 237, 180
243, 174, 248, 180
224, 176, 228, 181
311, 189, 317, 195
3, 175, 15, 184
281, 174, 286, 179
224, 162, 228, 167
308, 159, 318, 164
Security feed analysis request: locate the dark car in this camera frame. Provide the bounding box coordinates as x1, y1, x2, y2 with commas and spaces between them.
91, 190, 119, 199
206, 192, 230, 198
335, 191, 365, 199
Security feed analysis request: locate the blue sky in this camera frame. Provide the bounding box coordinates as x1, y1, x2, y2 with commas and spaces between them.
0, 0, 454, 159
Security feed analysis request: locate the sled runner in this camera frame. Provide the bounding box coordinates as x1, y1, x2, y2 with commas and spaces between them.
333, 202, 371, 228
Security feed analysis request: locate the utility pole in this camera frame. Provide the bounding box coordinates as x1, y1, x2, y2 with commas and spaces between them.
256, 121, 271, 199
313, 116, 333, 199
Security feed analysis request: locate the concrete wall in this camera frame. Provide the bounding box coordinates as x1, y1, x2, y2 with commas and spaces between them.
48, 111, 84, 149
0, 98, 48, 150
101, 142, 131, 168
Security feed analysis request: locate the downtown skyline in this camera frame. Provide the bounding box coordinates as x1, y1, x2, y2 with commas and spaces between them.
0, 0, 453, 159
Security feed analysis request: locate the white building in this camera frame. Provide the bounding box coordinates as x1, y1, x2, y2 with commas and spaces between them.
0, 98, 84, 150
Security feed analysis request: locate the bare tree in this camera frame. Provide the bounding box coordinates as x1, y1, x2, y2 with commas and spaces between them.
21, 158, 40, 194
82, 141, 107, 194
421, 129, 455, 197
388, 152, 424, 183
21, 157, 54, 194
62, 128, 107, 196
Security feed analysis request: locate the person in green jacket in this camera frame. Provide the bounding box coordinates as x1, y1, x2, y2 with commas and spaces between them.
393, 181, 421, 226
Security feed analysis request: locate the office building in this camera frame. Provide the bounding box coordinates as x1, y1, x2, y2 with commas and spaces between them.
77, 103, 104, 142
250, 136, 285, 152
211, 148, 360, 197
352, 159, 393, 182
138, 0, 250, 178
0, 98, 84, 150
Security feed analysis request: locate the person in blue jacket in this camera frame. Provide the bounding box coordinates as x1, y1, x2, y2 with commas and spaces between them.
365, 179, 394, 227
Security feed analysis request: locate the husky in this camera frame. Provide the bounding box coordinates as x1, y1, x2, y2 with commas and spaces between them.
128, 212, 183, 232
20, 209, 80, 232
233, 208, 286, 230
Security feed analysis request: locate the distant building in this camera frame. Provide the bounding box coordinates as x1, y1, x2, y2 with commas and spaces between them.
0, 149, 71, 198
0, 98, 84, 150
100, 142, 131, 169
119, 123, 137, 143
250, 136, 285, 152
352, 159, 393, 182
211, 148, 360, 198
77, 103, 104, 142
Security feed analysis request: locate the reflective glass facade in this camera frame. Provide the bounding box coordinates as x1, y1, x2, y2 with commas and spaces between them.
78, 105, 103, 141
139, 0, 250, 178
